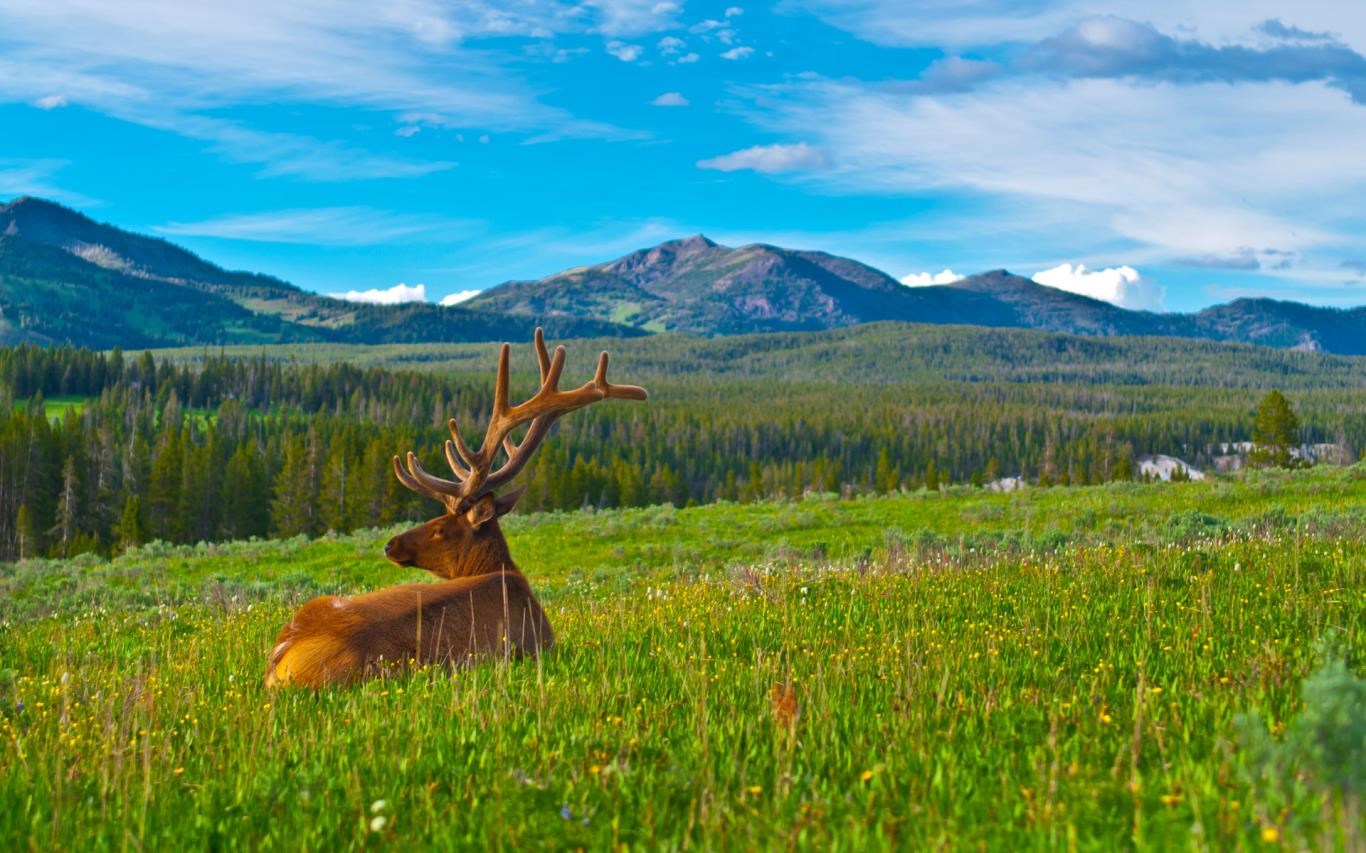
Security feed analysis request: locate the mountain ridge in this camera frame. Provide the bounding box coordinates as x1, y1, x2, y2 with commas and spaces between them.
3, 196, 1364, 353
0, 197, 642, 348
468, 236, 1366, 353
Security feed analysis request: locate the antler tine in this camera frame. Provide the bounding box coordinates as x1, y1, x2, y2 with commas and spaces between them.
447, 418, 479, 471
404, 452, 465, 498
493, 343, 511, 417
442, 439, 473, 482
392, 453, 460, 508
395, 327, 648, 511
533, 327, 552, 381
594, 351, 650, 400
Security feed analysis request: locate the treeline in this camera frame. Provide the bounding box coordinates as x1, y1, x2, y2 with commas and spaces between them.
2, 342, 1362, 561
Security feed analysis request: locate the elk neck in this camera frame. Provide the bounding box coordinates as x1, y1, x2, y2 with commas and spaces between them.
449, 519, 521, 579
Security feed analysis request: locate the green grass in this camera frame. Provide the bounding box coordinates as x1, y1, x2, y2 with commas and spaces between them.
2, 467, 1364, 848
11, 394, 89, 420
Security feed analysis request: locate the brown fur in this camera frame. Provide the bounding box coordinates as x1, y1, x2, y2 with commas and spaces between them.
265, 494, 553, 688
263, 330, 646, 689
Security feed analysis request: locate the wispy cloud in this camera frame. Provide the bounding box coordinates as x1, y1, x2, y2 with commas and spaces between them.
698, 142, 827, 174
732, 74, 1362, 261
0, 159, 100, 207
1175, 249, 1260, 271
651, 91, 689, 106
720, 46, 754, 60
0, 0, 659, 179
1027, 16, 1366, 103
789, 1, 1366, 52
156, 207, 479, 246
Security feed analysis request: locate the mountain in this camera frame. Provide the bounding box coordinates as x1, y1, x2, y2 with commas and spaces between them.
468, 236, 1366, 353
0, 197, 641, 348
466, 235, 981, 335
5, 198, 1364, 353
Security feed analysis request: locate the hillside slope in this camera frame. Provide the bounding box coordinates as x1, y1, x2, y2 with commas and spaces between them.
469, 238, 1366, 352
0, 197, 641, 347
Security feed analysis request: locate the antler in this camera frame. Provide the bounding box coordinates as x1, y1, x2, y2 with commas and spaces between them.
393, 328, 648, 511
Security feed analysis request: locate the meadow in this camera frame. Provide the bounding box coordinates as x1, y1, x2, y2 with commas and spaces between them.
1, 465, 1363, 849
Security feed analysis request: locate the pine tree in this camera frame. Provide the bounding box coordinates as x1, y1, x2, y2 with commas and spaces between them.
272, 434, 320, 537
14, 504, 37, 561
115, 494, 146, 551
51, 455, 80, 557
222, 444, 268, 540
1250, 389, 1302, 468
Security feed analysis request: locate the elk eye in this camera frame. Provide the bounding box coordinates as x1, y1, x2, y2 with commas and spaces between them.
430, 532, 443, 541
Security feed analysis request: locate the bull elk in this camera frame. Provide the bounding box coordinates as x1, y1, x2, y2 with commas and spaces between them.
264, 329, 648, 687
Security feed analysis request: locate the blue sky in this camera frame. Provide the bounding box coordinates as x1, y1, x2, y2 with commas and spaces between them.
2, 1, 1365, 313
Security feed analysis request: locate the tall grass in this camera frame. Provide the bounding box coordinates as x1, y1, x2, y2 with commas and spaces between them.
2, 467, 1363, 848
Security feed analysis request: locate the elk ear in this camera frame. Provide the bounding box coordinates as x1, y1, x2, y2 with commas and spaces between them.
464, 494, 498, 529
494, 485, 526, 518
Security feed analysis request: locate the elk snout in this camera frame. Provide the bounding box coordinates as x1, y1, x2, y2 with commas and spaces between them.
384, 535, 413, 566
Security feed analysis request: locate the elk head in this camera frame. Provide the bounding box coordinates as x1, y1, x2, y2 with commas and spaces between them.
384, 328, 647, 579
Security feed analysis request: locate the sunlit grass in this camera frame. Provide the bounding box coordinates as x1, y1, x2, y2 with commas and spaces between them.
2, 466, 1363, 848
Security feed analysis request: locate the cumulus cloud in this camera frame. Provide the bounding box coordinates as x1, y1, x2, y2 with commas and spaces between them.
720, 46, 754, 60
900, 269, 964, 286
328, 283, 427, 305
1032, 263, 1165, 310
698, 142, 827, 174
677, 52, 700, 63
651, 91, 688, 106
33, 94, 68, 109
439, 289, 481, 306
606, 41, 643, 62
726, 6, 744, 17
657, 35, 686, 55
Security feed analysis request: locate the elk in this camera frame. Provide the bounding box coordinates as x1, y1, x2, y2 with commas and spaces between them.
264, 329, 648, 688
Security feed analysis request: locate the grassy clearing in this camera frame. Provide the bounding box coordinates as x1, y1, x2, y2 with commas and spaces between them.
1, 467, 1364, 848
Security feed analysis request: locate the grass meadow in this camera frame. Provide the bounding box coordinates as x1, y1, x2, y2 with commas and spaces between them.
2, 466, 1364, 849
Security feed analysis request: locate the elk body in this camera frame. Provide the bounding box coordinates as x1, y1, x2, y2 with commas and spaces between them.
265, 330, 647, 688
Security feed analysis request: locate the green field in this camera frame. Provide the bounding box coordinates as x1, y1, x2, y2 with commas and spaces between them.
2, 467, 1364, 848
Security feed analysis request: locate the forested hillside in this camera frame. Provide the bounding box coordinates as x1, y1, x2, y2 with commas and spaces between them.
4, 324, 1365, 561
0, 197, 639, 347
5, 196, 1366, 351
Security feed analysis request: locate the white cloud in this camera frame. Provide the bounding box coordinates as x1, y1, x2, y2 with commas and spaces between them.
0, 158, 100, 207
698, 142, 827, 174
677, 52, 700, 63
156, 207, 476, 246
657, 36, 686, 55
791, 1, 1366, 53
720, 46, 754, 60
742, 76, 1364, 260
900, 269, 964, 286
439, 289, 482, 306
651, 91, 689, 106
725, 7, 744, 17
33, 94, 67, 109
606, 41, 644, 62
0, 1, 659, 176
329, 283, 427, 305
1032, 263, 1165, 310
